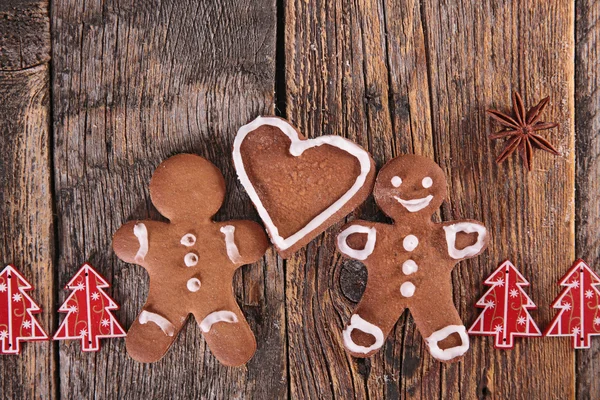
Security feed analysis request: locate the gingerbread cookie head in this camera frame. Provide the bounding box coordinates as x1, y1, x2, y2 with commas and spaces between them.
149, 154, 225, 222
373, 154, 447, 220
113, 154, 269, 366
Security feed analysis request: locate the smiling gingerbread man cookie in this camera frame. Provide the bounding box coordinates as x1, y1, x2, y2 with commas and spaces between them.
336, 155, 488, 362
113, 154, 268, 365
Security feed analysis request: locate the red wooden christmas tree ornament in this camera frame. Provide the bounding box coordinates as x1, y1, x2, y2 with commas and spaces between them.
545, 259, 600, 348
0, 265, 49, 354
468, 260, 541, 348
54, 263, 126, 351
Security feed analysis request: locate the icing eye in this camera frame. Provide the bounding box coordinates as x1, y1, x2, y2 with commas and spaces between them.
422, 177, 433, 188
184, 253, 198, 267
180, 233, 196, 247
391, 176, 402, 187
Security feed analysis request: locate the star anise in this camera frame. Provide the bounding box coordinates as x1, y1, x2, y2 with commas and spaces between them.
487, 92, 559, 171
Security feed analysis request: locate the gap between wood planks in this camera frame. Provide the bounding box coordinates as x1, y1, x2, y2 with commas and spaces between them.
274, 1, 292, 399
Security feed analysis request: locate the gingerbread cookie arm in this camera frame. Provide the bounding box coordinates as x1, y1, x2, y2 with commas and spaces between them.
409, 281, 469, 362
113, 220, 170, 270
336, 221, 377, 261
342, 283, 404, 357
440, 220, 488, 262
219, 221, 269, 266
193, 300, 256, 366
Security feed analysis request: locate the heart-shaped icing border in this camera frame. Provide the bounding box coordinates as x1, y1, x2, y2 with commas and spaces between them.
233, 116, 372, 251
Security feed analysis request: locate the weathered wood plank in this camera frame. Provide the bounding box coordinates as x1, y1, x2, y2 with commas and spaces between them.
51, 0, 283, 398
575, 0, 600, 397
287, 0, 575, 398
0, 1, 54, 398
284, 0, 434, 398
0, 0, 51, 70
421, 1, 575, 398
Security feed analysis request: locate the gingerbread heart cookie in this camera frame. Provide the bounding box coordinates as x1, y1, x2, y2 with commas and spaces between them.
113, 154, 269, 365
336, 155, 489, 362
233, 117, 376, 258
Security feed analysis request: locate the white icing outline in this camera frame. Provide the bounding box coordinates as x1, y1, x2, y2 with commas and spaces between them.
393, 195, 434, 212
233, 116, 372, 251
184, 253, 198, 267
343, 314, 385, 354
425, 324, 469, 361
133, 223, 148, 263
403, 235, 419, 252
391, 176, 402, 187
199, 311, 238, 333
337, 225, 376, 261
180, 233, 196, 247
400, 282, 416, 297
220, 225, 242, 263
422, 177, 433, 188
443, 222, 487, 259
402, 260, 418, 275
186, 278, 201, 292
139, 310, 175, 337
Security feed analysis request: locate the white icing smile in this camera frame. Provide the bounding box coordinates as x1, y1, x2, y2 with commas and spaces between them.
393, 195, 434, 212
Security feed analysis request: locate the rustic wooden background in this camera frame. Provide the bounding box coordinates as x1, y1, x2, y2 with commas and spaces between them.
0, 0, 597, 398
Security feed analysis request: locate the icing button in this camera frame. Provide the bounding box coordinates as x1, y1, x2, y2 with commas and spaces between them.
400, 282, 416, 297
186, 278, 201, 292
184, 253, 198, 267
180, 233, 196, 247
403, 235, 419, 252
402, 260, 418, 275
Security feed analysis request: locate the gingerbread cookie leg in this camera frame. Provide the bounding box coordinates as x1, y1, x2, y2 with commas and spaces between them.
409, 285, 469, 362
343, 284, 405, 357
194, 300, 256, 366
126, 304, 187, 363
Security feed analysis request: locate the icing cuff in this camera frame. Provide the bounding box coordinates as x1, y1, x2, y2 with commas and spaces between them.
337, 225, 376, 261
443, 222, 487, 259
139, 310, 175, 337
220, 225, 243, 263
133, 223, 148, 262
199, 311, 238, 333
425, 324, 469, 361
343, 314, 385, 354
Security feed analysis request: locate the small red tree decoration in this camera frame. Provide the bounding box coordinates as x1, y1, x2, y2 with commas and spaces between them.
545, 259, 600, 348
0, 265, 48, 354
468, 260, 541, 348
54, 263, 126, 351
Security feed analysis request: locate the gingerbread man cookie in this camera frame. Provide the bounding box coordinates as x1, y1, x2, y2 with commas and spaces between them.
336, 155, 488, 362
113, 154, 268, 365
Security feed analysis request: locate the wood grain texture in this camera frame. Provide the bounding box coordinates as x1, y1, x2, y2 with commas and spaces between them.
422, 1, 575, 399
0, 0, 50, 71
575, 0, 600, 397
286, 0, 575, 398
284, 0, 435, 398
51, 0, 284, 398
0, 0, 54, 398
0, 0, 592, 397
